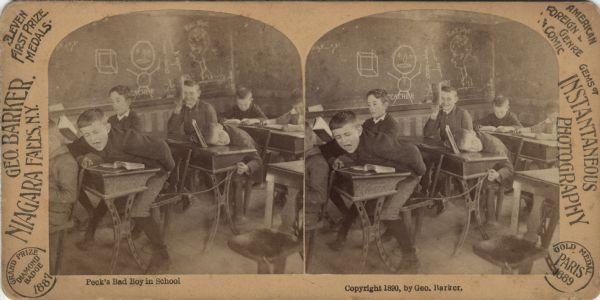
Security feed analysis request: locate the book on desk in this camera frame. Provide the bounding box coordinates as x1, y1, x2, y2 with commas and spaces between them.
84, 164, 160, 196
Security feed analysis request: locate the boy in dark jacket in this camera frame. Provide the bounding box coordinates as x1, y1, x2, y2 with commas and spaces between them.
201, 123, 263, 223
327, 111, 426, 271
455, 129, 514, 228
475, 95, 523, 132
167, 80, 218, 137
423, 85, 473, 142
107, 85, 143, 132
363, 89, 402, 138
222, 86, 267, 125
69, 108, 175, 274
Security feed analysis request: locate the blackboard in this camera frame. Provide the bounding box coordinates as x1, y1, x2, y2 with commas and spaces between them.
306, 16, 495, 109
49, 10, 301, 111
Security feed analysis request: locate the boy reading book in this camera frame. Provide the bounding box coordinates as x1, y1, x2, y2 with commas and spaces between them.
48, 119, 79, 274
326, 111, 426, 272
455, 129, 514, 228
363, 88, 402, 138
167, 79, 218, 137
475, 95, 523, 132
69, 108, 175, 274
107, 85, 143, 132
201, 123, 263, 223
423, 85, 474, 141
222, 86, 267, 125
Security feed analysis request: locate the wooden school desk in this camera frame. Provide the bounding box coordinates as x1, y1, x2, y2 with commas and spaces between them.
408, 137, 508, 254
166, 139, 257, 251
83, 166, 160, 274
333, 168, 411, 272
511, 168, 559, 246
263, 160, 304, 229
239, 125, 304, 158
490, 132, 558, 169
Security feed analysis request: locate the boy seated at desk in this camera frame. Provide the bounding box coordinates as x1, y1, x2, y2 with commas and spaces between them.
167, 79, 218, 137
107, 85, 143, 132
222, 86, 267, 126
364, 88, 402, 138
263, 91, 304, 132
69, 108, 175, 274
423, 85, 473, 141
326, 111, 426, 272
201, 123, 263, 224
475, 95, 523, 132
48, 119, 79, 274
454, 128, 514, 228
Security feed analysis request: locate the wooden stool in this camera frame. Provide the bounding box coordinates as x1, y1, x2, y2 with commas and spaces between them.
227, 228, 302, 274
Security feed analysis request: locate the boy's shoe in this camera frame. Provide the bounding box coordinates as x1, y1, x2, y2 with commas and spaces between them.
326, 238, 346, 252
145, 254, 170, 275
397, 252, 420, 274
75, 237, 95, 251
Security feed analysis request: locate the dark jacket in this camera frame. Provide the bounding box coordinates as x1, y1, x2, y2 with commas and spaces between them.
305, 146, 329, 230
340, 130, 427, 176
49, 145, 78, 228
362, 114, 402, 138
222, 103, 267, 121
423, 106, 473, 141
167, 101, 218, 136
475, 111, 523, 128
108, 110, 143, 132
224, 124, 263, 182
68, 128, 175, 174
478, 131, 514, 188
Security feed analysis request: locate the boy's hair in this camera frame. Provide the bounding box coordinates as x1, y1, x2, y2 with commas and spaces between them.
493, 95, 510, 107
366, 89, 390, 104
200, 123, 219, 143
236, 86, 252, 100
183, 79, 200, 89
77, 108, 106, 129
329, 111, 358, 130
108, 85, 132, 101
440, 84, 457, 95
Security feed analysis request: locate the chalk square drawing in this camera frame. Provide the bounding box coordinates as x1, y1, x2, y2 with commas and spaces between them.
95, 49, 118, 74
356, 51, 379, 77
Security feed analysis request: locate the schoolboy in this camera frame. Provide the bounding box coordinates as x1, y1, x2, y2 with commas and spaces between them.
455, 129, 514, 227
222, 86, 267, 125
107, 85, 143, 132
201, 123, 263, 223
326, 111, 426, 271
423, 85, 474, 141
69, 109, 175, 274
167, 79, 218, 137
475, 95, 523, 132
363, 88, 402, 138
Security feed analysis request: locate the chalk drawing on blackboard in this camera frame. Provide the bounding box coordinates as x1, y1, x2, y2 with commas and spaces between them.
423, 46, 443, 98
95, 49, 118, 74
126, 40, 160, 97
449, 27, 475, 90
185, 20, 215, 81
387, 45, 421, 104
162, 39, 182, 75
313, 42, 340, 54
356, 51, 379, 77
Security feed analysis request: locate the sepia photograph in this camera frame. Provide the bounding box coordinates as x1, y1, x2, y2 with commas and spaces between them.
305, 10, 560, 274
47, 10, 304, 275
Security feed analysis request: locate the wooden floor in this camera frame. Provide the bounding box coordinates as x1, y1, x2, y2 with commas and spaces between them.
59, 186, 304, 275
308, 191, 558, 274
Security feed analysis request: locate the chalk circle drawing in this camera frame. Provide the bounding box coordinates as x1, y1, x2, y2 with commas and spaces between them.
356, 50, 379, 77
185, 19, 215, 81
449, 27, 475, 89
387, 44, 421, 104
95, 49, 118, 74
126, 40, 160, 97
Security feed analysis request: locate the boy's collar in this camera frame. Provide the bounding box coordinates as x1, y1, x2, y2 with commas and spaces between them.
373, 113, 386, 124
117, 110, 130, 120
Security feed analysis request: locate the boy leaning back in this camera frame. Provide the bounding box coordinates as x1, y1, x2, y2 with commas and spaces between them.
69, 109, 175, 274
329, 111, 426, 272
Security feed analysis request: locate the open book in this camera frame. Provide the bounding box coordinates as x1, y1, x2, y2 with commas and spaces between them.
57, 115, 78, 141
99, 161, 145, 170
312, 116, 333, 142
350, 164, 396, 174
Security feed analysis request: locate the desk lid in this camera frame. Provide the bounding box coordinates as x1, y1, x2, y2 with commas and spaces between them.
516, 168, 559, 185
268, 160, 304, 174
194, 145, 257, 156
85, 166, 161, 178
336, 168, 411, 179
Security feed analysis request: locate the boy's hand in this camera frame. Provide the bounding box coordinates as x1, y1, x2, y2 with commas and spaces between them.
516, 127, 531, 134
236, 162, 249, 175
241, 118, 260, 125
332, 158, 344, 170
224, 119, 241, 125
497, 126, 515, 133
80, 157, 94, 168
430, 104, 440, 120
487, 169, 500, 182
80, 153, 102, 168
479, 125, 497, 132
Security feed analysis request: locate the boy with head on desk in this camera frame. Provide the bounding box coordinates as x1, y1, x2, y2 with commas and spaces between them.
201, 123, 263, 224
423, 85, 473, 141
327, 111, 426, 272
263, 90, 304, 132
222, 86, 267, 126
363, 88, 402, 138
70, 109, 175, 274
455, 128, 514, 228
107, 85, 143, 132
167, 79, 218, 137
475, 95, 523, 132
